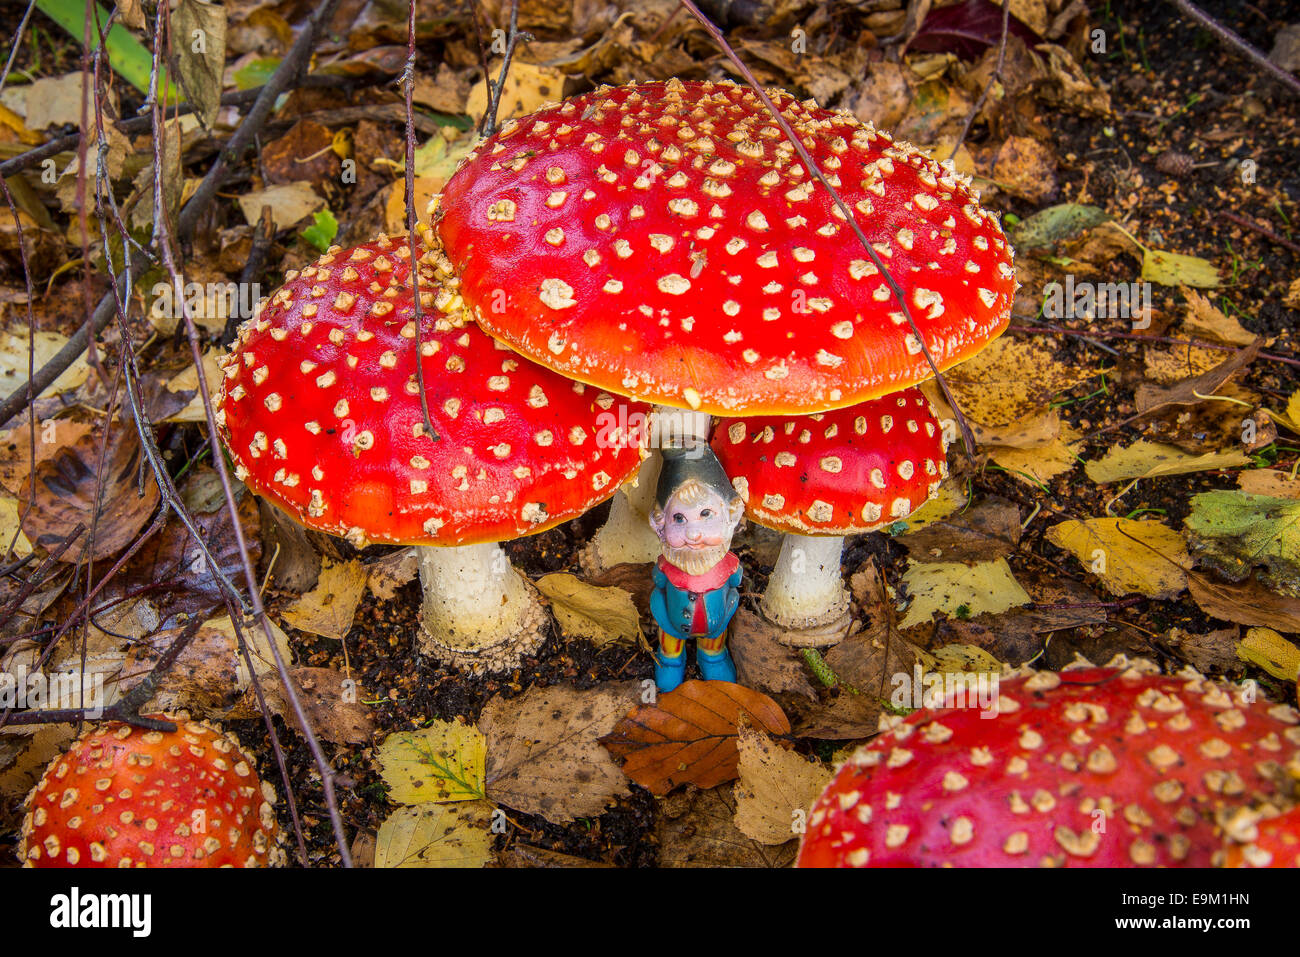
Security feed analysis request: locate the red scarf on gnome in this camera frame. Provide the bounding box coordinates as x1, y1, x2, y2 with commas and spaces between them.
656, 552, 739, 593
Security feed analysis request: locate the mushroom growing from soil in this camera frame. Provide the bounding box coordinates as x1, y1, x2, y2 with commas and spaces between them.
422, 77, 1014, 570
217, 236, 648, 673
712, 387, 946, 645
20, 717, 281, 867
797, 664, 1300, 868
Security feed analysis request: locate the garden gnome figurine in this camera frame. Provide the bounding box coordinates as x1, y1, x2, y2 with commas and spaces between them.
649, 442, 745, 692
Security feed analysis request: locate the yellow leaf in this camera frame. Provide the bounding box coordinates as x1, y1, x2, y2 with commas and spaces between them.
280, 559, 367, 640
733, 726, 831, 845
535, 572, 642, 647
374, 801, 493, 868
1142, 248, 1220, 288
0, 496, 32, 557
988, 434, 1083, 486
931, 643, 1003, 673
377, 720, 486, 804
1046, 517, 1189, 598
898, 559, 1031, 629
465, 61, 567, 126
0, 330, 90, 399
1085, 441, 1250, 483
1237, 628, 1300, 681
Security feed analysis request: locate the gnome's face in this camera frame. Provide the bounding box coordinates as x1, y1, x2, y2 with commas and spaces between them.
651, 479, 744, 575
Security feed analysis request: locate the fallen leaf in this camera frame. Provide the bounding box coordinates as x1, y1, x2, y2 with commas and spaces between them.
265, 666, 375, 745
729, 609, 817, 700
1237, 627, 1300, 681
1085, 441, 1250, 483
1142, 248, 1220, 289
655, 785, 796, 868
1046, 517, 1189, 598
19, 425, 159, 562
373, 801, 493, 868
1134, 338, 1261, 416
1010, 202, 1110, 250
1183, 289, 1257, 346
1238, 470, 1300, 500
897, 558, 1032, 628
535, 572, 642, 648
365, 546, 419, 599
280, 558, 367, 640
1161, 627, 1241, 675
480, 681, 639, 823
174, 0, 227, 128
930, 642, 1004, 673
236, 182, 324, 229
829, 559, 928, 693
941, 337, 1091, 426
1188, 571, 1300, 633
0, 330, 90, 400
898, 496, 1021, 563
377, 720, 486, 803
992, 135, 1057, 203
733, 726, 831, 846
464, 60, 567, 126
1186, 492, 1300, 592
600, 681, 790, 796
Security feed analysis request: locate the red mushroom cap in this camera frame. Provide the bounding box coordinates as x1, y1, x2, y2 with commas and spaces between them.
798, 667, 1300, 867
429, 78, 1014, 416
711, 387, 946, 534
20, 717, 281, 867
217, 236, 649, 547
1223, 805, 1300, 867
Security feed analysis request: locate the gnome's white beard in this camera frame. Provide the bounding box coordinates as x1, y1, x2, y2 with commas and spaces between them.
662, 542, 730, 576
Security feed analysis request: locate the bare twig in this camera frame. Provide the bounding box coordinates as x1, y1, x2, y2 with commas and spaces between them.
949, 0, 1010, 160
1166, 0, 1300, 98
479, 0, 523, 138
1221, 210, 1300, 257
677, 0, 980, 456
222, 205, 277, 344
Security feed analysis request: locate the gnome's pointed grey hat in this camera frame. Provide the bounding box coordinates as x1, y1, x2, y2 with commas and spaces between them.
655, 441, 738, 511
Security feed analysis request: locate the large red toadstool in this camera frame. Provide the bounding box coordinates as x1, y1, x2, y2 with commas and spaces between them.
798, 664, 1300, 867
712, 387, 946, 644
20, 717, 281, 867
423, 78, 1011, 569
216, 236, 648, 673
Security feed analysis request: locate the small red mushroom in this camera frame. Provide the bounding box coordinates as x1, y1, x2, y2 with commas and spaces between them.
20, 717, 281, 867
712, 387, 945, 644
216, 236, 648, 673
798, 665, 1300, 867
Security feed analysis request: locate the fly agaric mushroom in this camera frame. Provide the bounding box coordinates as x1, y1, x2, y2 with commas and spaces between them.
797, 664, 1300, 868
20, 717, 282, 867
712, 387, 946, 645
1222, 805, 1300, 867
216, 236, 648, 673
422, 78, 1012, 568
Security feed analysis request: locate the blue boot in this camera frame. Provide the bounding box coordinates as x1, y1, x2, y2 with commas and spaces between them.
696, 646, 737, 683
655, 648, 687, 693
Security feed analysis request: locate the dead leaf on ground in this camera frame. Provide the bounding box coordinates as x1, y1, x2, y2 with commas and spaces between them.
535, 572, 642, 648
784, 690, 885, 740
1084, 440, 1250, 483
830, 559, 928, 694
897, 558, 1032, 629
728, 608, 817, 701
280, 558, 368, 640
377, 719, 485, 803
365, 546, 418, 599
0, 419, 93, 494
600, 680, 790, 796
1239, 470, 1300, 500
1237, 627, 1300, 681
733, 726, 831, 846
0, 330, 91, 400
479, 681, 639, 824
1182, 289, 1257, 346
655, 785, 797, 868
1134, 338, 1261, 416
497, 844, 615, 868
1161, 627, 1241, 675
939, 337, 1091, 427
1045, 517, 1190, 598
465, 60, 568, 126
993, 134, 1057, 203
265, 666, 375, 745
19, 425, 160, 562
898, 496, 1022, 563
1188, 571, 1300, 634
373, 800, 493, 868
236, 181, 324, 229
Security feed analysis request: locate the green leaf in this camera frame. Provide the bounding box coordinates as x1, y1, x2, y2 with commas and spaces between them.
36, 0, 176, 97
1010, 203, 1110, 250
300, 210, 338, 252
233, 57, 280, 91
1186, 491, 1300, 593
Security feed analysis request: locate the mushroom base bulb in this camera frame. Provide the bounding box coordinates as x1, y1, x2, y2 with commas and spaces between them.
417, 542, 547, 674
760, 533, 852, 646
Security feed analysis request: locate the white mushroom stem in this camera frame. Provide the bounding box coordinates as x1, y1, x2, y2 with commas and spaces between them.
760, 533, 852, 647
416, 542, 547, 674
580, 406, 712, 574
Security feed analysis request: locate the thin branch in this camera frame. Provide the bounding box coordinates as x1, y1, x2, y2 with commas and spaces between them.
677, 0, 979, 456
479, 0, 523, 138
1166, 0, 1300, 98
949, 0, 1010, 160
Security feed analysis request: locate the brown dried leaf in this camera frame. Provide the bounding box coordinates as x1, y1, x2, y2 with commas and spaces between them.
264, 666, 376, 745
599, 680, 790, 796
733, 726, 831, 845
655, 785, 797, 868
729, 608, 817, 700
898, 496, 1021, 563
19, 425, 159, 562
280, 559, 367, 640
1188, 571, 1300, 634
1134, 338, 1262, 416
480, 681, 639, 824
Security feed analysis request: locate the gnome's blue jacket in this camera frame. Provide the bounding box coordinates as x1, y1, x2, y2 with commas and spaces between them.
650, 553, 743, 640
